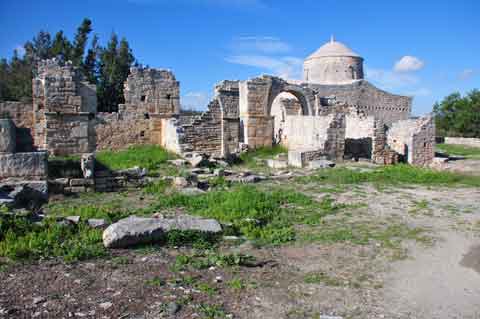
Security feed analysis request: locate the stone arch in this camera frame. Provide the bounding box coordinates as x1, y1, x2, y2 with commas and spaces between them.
266, 77, 315, 116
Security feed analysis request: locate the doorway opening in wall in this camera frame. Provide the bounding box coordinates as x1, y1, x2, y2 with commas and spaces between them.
270, 92, 302, 145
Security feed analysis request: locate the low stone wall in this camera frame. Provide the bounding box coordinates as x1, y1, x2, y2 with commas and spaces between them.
49, 177, 95, 194
94, 169, 150, 193
95, 112, 151, 151
444, 137, 480, 148
0, 152, 48, 180
288, 149, 327, 167
387, 116, 435, 166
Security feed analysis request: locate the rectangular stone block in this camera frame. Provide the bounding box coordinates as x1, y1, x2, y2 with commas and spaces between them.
0, 152, 48, 179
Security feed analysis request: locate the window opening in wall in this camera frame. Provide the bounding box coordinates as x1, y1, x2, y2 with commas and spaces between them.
424, 142, 427, 147
144, 113, 150, 119
140, 131, 145, 137
141, 95, 146, 102
166, 94, 171, 100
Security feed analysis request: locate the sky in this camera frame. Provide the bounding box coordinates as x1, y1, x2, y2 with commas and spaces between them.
0, 0, 479, 115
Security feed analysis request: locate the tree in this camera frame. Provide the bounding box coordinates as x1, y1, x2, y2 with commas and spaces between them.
97, 34, 135, 112
83, 34, 99, 84
434, 90, 480, 137
72, 18, 92, 66
24, 30, 52, 63
51, 31, 73, 60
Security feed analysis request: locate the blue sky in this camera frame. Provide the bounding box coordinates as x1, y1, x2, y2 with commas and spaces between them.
1, 0, 478, 115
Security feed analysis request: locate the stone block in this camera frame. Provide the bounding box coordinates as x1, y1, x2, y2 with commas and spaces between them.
0, 152, 48, 179
0, 119, 16, 154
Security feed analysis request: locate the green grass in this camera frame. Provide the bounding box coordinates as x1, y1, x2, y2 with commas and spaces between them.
96, 145, 177, 172
297, 164, 480, 187
153, 185, 345, 245
238, 145, 287, 169
0, 214, 106, 262
437, 143, 480, 158
171, 251, 256, 272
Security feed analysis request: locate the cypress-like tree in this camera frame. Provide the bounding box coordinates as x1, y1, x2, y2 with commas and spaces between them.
72, 18, 93, 67
83, 34, 99, 84
51, 31, 73, 60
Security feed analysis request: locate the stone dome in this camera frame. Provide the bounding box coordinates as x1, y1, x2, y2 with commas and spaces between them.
303, 37, 364, 85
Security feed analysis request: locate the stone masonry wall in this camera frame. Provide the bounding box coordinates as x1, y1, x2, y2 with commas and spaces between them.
387, 116, 435, 166
0, 101, 35, 152
310, 80, 411, 125
216, 81, 240, 156
43, 113, 95, 156
95, 112, 151, 151
444, 137, 480, 148
123, 67, 180, 116
32, 58, 97, 154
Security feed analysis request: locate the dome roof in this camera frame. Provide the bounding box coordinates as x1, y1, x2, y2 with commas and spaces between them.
306, 36, 361, 60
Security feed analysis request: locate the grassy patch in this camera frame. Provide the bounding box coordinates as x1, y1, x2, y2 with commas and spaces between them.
96, 145, 176, 172
171, 251, 256, 272
304, 272, 342, 286
437, 144, 480, 158
297, 164, 480, 187
0, 215, 106, 262
237, 145, 287, 169
153, 185, 345, 245
300, 218, 432, 260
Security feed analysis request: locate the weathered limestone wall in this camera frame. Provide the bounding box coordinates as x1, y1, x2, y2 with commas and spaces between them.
123, 67, 180, 116
310, 80, 411, 125
304, 56, 364, 85
283, 114, 345, 160
0, 119, 16, 153
387, 116, 435, 166
32, 58, 97, 154
95, 112, 151, 151
0, 152, 48, 180
42, 113, 95, 156
178, 99, 223, 156
444, 137, 480, 148
0, 101, 35, 152
216, 81, 241, 156
344, 112, 375, 159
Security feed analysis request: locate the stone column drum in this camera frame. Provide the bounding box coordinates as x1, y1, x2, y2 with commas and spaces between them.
0, 119, 16, 153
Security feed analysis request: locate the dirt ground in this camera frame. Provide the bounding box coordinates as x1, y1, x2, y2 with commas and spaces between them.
1, 162, 480, 319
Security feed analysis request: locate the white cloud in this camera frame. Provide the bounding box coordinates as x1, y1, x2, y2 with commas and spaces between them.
458, 69, 475, 80
366, 67, 419, 90
394, 56, 425, 72
405, 88, 431, 97
233, 36, 291, 54
14, 45, 25, 57
226, 55, 303, 80
181, 91, 211, 111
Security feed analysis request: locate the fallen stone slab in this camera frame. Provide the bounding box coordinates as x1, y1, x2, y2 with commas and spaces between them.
179, 187, 205, 196
308, 159, 335, 169
103, 215, 222, 248
266, 159, 288, 169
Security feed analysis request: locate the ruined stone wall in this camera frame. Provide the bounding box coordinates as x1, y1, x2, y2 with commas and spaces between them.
310, 80, 411, 125
444, 137, 480, 148
0, 152, 48, 181
178, 99, 223, 156
95, 112, 151, 151
216, 81, 240, 156
0, 119, 16, 154
123, 67, 180, 116
32, 58, 97, 154
283, 113, 345, 160
42, 113, 95, 156
0, 101, 35, 152
344, 112, 375, 160
387, 116, 435, 166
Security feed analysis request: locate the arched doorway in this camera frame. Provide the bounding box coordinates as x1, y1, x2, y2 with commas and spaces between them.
270, 92, 302, 145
